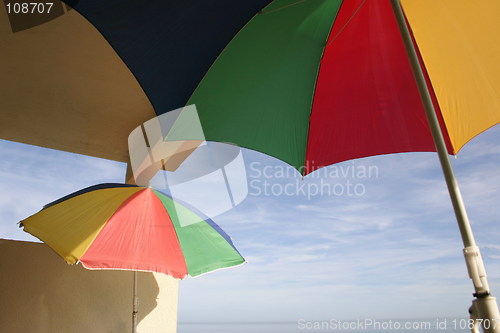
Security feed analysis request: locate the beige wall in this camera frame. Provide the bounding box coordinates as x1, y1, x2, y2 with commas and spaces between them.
0, 240, 178, 333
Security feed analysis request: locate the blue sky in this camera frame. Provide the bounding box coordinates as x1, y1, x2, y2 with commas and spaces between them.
1, 125, 500, 323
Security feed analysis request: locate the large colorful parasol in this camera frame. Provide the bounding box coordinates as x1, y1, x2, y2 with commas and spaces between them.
1, 0, 498, 172
20, 183, 245, 279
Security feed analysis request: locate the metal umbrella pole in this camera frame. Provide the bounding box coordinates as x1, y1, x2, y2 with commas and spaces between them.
132, 271, 139, 333
390, 1, 500, 332
126, 166, 140, 333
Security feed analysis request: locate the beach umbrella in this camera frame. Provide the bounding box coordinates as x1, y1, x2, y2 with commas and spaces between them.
2, 0, 500, 330
20, 183, 245, 332
1, 1, 498, 176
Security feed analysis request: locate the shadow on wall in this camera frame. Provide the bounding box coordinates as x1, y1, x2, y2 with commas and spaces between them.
0, 239, 164, 333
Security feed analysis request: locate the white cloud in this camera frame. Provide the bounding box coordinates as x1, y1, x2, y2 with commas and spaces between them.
0, 140, 126, 241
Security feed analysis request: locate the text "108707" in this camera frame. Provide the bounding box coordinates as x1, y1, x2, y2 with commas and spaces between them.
5, 2, 54, 14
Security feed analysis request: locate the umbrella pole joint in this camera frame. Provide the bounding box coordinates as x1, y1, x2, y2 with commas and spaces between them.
464, 246, 490, 297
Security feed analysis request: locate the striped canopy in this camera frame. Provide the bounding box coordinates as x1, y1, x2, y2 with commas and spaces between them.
21, 183, 245, 278
1, 0, 499, 173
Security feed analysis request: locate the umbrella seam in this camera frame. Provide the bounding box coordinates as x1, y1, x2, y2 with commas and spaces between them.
259, 0, 308, 15
325, 0, 367, 47
60, 1, 156, 115
302, 0, 345, 176
149, 189, 190, 275
185, 1, 273, 107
